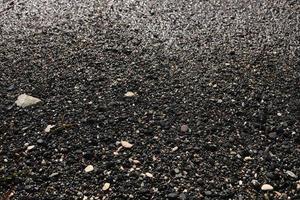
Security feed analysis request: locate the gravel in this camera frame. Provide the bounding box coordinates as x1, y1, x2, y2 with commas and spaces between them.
0, 0, 299, 199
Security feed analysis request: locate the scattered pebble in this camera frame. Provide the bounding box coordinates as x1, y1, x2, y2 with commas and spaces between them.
121, 141, 133, 148
171, 146, 178, 152
204, 191, 212, 196
285, 170, 298, 179
268, 132, 277, 138
244, 156, 253, 161
180, 125, 188, 132
132, 159, 140, 164
45, 125, 56, 133
7, 84, 15, 91
27, 145, 35, 151
49, 172, 59, 178
145, 172, 154, 178
124, 91, 136, 97
251, 180, 260, 186
102, 182, 110, 191
167, 193, 178, 199
37, 139, 44, 144
297, 181, 300, 191
15, 94, 41, 108
261, 184, 273, 191
179, 193, 187, 200
84, 165, 94, 173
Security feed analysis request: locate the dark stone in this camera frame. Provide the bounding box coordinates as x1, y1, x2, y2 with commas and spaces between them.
204, 191, 212, 196
268, 132, 277, 138
167, 193, 178, 199
179, 193, 187, 200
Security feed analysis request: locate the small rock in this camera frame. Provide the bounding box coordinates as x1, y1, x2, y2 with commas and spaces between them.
204, 191, 212, 196
179, 193, 187, 200
145, 172, 154, 178
174, 168, 180, 174
286, 171, 298, 179
124, 91, 136, 97
15, 94, 41, 108
133, 160, 140, 164
37, 139, 44, 144
7, 84, 15, 91
45, 125, 55, 133
296, 181, 300, 191
27, 145, 35, 151
102, 182, 110, 191
261, 184, 273, 191
121, 141, 133, 148
268, 132, 277, 139
251, 180, 260, 186
180, 125, 188, 132
167, 193, 178, 199
171, 146, 178, 152
84, 165, 94, 173
49, 172, 59, 178
244, 156, 253, 161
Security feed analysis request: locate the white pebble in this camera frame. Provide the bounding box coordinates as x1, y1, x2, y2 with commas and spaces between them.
121, 141, 133, 148
84, 165, 94, 173
15, 94, 41, 108
286, 170, 298, 179
261, 184, 273, 191
102, 182, 110, 191
45, 125, 56, 133
27, 145, 35, 151
244, 156, 253, 161
124, 92, 136, 97
145, 172, 154, 178
171, 146, 178, 152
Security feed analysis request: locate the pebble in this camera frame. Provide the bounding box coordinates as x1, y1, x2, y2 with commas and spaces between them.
121, 141, 133, 148
297, 181, 300, 191
124, 91, 136, 97
204, 191, 212, 196
171, 146, 178, 152
179, 193, 187, 200
84, 165, 94, 173
49, 172, 59, 178
167, 193, 178, 199
244, 156, 253, 161
268, 132, 277, 138
180, 125, 188, 132
251, 180, 260, 187
45, 125, 56, 133
102, 182, 110, 191
174, 168, 180, 174
285, 170, 298, 179
7, 84, 15, 91
145, 172, 154, 178
15, 94, 41, 108
261, 184, 273, 191
27, 145, 35, 151
277, 112, 282, 116
37, 139, 44, 144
